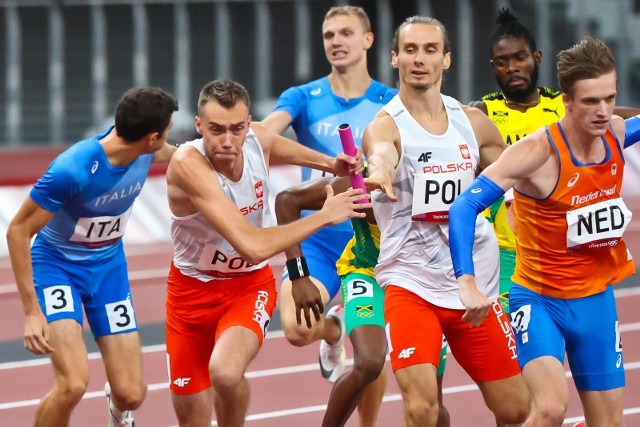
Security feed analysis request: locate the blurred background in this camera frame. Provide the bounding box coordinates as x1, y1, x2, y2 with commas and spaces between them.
1, 0, 640, 148
2, 0, 640, 257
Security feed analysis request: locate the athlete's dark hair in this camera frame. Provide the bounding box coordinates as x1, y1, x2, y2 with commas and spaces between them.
115, 87, 178, 142
489, 7, 537, 57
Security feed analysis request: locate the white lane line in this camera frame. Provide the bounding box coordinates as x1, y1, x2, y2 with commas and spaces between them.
4, 322, 640, 372
2, 361, 640, 413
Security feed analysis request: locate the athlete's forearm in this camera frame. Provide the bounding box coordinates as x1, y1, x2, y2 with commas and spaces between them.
624, 116, 640, 149
449, 175, 505, 278
6, 225, 40, 316
270, 134, 335, 172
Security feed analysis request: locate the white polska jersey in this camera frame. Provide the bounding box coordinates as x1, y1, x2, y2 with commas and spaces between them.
172, 130, 274, 281
373, 94, 499, 309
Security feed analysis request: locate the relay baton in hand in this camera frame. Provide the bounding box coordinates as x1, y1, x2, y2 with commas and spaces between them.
338, 123, 367, 203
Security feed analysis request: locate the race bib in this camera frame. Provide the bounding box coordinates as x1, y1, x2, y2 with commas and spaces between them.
69, 208, 132, 248
106, 298, 137, 333
196, 243, 265, 278
566, 198, 631, 251
411, 171, 473, 222
44, 285, 75, 315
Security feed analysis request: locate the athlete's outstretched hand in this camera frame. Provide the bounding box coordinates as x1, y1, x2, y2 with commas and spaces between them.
333, 146, 365, 177
24, 311, 55, 355
291, 277, 325, 329
364, 170, 397, 202
320, 185, 371, 225
458, 275, 491, 327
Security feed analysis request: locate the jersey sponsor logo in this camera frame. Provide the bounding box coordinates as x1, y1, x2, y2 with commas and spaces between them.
611, 163, 618, 176
418, 152, 433, 162
567, 173, 580, 188
493, 301, 517, 359
239, 199, 264, 216
570, 184, 616, 206
542, 107, 560, 118
254, 181, 264, 199
310, 88, 322, 96
471, 188, 482, 194
459, 145, 471, 160
93, 181, 143, 207
91, 161, 99, 174
397, 347, 415, 359
616, 354, 623, 368
173, 378, 191, 387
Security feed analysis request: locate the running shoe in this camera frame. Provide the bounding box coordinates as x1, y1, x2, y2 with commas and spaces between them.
105, 382, 135, 427
318, 304, 347, 383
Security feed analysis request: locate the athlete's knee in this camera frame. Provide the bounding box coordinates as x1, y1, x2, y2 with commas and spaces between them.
352, 353, 386, 384
210, 365, 245, 393
52, 377, 89, 408
529, 400, 566, 426
109, 382, 146, 410
403, 394, 439, 426
282, 322, 316, 347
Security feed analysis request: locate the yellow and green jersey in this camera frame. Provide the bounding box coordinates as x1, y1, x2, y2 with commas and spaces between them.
336, 218, 380, 278
481, 87, 564, 250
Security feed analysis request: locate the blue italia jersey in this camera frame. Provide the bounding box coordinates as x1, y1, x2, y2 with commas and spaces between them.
30, 127, 154, 263
274, 77, 396, 182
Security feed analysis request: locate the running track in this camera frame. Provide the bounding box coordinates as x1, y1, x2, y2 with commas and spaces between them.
1, 244, 639, 426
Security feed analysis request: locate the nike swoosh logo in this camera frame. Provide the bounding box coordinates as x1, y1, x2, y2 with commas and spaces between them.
319, 356, 334, 379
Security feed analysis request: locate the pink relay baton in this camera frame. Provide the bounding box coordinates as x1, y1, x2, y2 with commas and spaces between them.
338, 123, 367, 203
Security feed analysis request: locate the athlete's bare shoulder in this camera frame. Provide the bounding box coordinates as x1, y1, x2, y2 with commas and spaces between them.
467, 100, 488, 115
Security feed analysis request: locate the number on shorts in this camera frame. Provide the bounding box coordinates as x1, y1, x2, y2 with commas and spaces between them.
346, 278, 374, 300
44, 285, 75, 315
105, 299, 137, 333
510, 304, 531, 332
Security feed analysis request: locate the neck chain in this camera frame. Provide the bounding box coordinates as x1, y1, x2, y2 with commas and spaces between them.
503, 91, 540, 109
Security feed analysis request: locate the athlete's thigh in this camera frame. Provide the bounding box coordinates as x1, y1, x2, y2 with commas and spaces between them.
565, 286, 624, 391
165, 266, 221, 395
47, 319, 90, 383
384, 285, 443, 372
342, 272, 385, 336
510, 283, 566, 370
81, 255, 139, 339
441, 300, 519, 382
215, 269, 277, 347
97, 331, 143, 388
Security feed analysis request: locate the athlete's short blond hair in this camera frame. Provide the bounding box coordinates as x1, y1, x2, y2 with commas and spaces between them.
324, 5, 371, 33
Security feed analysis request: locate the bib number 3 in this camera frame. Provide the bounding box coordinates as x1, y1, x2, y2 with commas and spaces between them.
106, 299, 136, 333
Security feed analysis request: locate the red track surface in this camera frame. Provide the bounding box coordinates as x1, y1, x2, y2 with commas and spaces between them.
1, 245, 640, 426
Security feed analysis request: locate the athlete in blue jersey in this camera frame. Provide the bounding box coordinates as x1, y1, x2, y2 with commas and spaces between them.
7, 87, 178, 427
262, 6, 395, 425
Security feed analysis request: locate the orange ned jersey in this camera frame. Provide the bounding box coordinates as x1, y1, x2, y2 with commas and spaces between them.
512, 122, 635, 298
